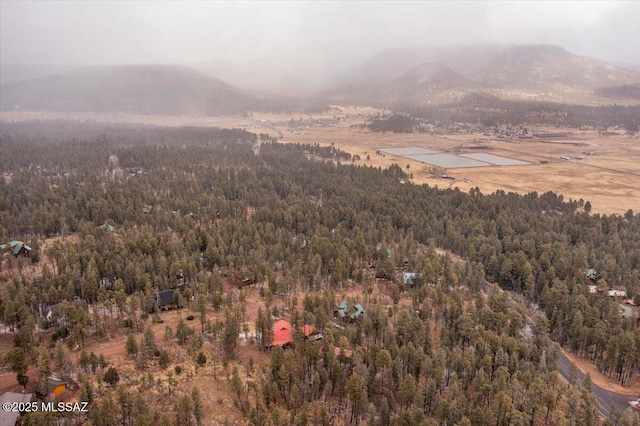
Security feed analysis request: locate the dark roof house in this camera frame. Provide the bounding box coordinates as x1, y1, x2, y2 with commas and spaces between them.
151, 285, 187, 312
34, 378, 68, 400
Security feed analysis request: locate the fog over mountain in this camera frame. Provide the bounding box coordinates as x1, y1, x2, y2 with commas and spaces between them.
0, 65, 255, 115
2, 1, 640, 93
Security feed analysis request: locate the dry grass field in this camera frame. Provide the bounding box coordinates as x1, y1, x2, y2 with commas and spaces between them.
3, 108, 639, 215
271, 116, 640, 216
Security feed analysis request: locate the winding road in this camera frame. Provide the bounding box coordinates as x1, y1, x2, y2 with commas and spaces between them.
556, 351, 638, 419
499, 285, 639, 419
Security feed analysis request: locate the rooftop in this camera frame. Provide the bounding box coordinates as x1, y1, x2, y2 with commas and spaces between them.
272, 319, 293, 347
0, 392, 34, 426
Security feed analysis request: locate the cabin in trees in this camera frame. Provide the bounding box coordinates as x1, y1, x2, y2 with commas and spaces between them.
607, 289, 627, 298
151, 285, 187, 312
98, 223, 115, 232
302, 324, 323, 341
34, 378, 68, 400
334, 301, 365, 322
584, 268, 597, 281
350, 304, 364, 321
403, 272, 418, 286
269, 319, 293, 348
43, 299, 89, 327
0, 392, 35, 425
0, 240, 32, 258
334, 300, 349, 319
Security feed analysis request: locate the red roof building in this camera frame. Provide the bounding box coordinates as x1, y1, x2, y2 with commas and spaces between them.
302, 324, 323, 340
271, 320, 293, 347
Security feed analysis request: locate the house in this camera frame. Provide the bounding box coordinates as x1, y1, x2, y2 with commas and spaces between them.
240, 277, 255, 287
1, 241, 32, 258
302, 324, 323, 341
334, 301, 364, 322
99, 277, 114, 290
584, 268, 597, 281
619, 303, 638, 320
34, 378, 68, 400
403, 272, 417, 286
99, 223, 115, 232
350, 304, 364, 321
151, 285, 187, 312
0, 392, 34, 426
270, 320, 293, 348
587, 285, 598, 294
44, 299, 89, 325
334, 300, 349, 319
608, 289, 627, 298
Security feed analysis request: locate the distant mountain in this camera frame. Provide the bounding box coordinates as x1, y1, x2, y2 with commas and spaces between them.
394, 62, 476, 89
477, 45, 640, 88
0, 65, 255, 115
327, 62, 480, 106
351, 45, 503, 82
341, 44, 640, 106
619, 63, 640, 73
0, 64, 79, 85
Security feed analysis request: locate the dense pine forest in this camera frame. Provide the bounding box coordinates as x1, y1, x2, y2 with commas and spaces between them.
0, 121, 639, 425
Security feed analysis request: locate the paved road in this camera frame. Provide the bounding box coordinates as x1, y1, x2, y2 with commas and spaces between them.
498, 285, 639, 419
555, 343, 638, 419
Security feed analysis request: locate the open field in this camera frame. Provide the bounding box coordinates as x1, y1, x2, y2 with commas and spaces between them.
271, 117, 640, 216
2, 108, 639, 215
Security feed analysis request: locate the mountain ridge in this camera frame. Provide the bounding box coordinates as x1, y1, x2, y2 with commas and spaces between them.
0, 65, 255, 115
337, 44, 640, 106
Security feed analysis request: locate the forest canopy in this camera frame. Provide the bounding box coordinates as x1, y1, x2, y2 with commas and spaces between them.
0, 121, 638, 425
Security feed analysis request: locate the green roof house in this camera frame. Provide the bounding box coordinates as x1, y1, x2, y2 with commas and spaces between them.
350, 304, 364, 320
4, 240, 32, 257
585, 268, 597, 281
334, 300, 349, 318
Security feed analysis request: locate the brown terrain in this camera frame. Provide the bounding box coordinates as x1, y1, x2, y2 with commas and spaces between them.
2, 108, 639, 416
3, 108, 639, 215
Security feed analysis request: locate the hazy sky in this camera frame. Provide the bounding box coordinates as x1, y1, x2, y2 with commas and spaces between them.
2, 1, 639, 70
